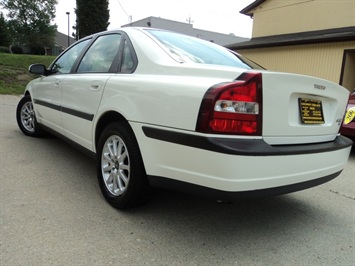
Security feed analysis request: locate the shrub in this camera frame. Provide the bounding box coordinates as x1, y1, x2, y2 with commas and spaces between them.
30, 46, 45, 55
11, 46, 23, 54
0, 46, 10, 53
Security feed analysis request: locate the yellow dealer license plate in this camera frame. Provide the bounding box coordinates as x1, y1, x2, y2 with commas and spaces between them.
298, 98, 325, 124
344, 106, 355, 125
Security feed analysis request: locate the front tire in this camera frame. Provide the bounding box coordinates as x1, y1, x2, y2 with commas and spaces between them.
97, 122, 152, 209
16, 95, 44, 137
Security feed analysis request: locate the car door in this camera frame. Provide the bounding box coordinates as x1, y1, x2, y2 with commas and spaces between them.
61, 33, 123, 151
32, 39, 91, 134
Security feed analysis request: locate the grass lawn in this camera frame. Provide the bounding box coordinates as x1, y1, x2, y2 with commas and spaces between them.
0, 53, 55, 94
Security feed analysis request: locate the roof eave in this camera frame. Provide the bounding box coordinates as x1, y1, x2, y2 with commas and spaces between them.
227, 27, 355, 50
240, 0, 267, 16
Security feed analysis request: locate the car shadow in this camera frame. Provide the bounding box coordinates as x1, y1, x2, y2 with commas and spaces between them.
116, 188, 336, 260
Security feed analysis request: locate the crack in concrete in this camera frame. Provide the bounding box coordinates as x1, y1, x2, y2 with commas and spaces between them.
329, 189, 355, 200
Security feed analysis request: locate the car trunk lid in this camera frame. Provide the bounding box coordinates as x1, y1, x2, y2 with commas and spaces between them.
257, 71, 349, 145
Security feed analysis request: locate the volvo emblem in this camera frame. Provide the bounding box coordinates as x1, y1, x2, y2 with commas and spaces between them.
314, 84, 326, 90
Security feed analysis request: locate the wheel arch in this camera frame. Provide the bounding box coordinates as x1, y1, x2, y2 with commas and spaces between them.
94, 111, 131, 150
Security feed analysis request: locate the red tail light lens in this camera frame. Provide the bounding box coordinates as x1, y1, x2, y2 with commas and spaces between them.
196, 72, 262, 135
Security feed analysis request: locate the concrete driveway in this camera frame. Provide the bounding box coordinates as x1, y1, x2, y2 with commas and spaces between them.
1, 94, 354, 265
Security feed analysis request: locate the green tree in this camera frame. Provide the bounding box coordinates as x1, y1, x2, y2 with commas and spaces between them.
74, 0, 110, 39
0, 12, 11, 46
0, 0, 57, 54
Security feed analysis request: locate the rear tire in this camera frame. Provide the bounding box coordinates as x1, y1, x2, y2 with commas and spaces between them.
16, 95, 44, 137
96, 122, 152, 209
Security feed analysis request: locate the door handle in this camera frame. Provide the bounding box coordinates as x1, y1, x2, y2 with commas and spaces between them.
90, 81, 103, 91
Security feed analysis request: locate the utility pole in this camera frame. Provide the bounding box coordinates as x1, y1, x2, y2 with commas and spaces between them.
186, 16, 194, 24
66, 12, 70, 47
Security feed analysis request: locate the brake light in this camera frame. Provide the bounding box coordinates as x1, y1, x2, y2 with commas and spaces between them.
196, 72, 262, 135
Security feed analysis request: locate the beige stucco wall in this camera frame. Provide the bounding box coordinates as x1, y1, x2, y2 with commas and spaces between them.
236, 41, 355, 90
250, 0, 355, 37
342, 51, 355, 90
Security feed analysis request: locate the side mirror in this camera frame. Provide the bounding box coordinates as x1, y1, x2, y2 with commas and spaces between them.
29, 64, 48, 76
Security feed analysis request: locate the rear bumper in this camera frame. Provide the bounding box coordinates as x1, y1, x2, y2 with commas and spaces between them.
148, 171, 342, 200
134, 125, 352, 194
143, 127, 353, 156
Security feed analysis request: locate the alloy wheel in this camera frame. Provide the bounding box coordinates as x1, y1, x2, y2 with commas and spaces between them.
20, 101, 35, 133
101, 135, 130, 196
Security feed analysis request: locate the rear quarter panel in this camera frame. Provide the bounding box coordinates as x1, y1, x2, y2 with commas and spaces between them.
96, 73, 222, 131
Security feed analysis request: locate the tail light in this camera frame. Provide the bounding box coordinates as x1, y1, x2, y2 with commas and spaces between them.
196, 72, 262, 135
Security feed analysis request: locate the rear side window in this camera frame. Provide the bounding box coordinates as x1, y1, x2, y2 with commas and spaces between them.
146, 29, 263, 69
77, 34, 122, 73
120, 39, 136, 73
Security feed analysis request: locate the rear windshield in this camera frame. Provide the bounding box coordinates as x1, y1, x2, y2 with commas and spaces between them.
146, 29, 263, 70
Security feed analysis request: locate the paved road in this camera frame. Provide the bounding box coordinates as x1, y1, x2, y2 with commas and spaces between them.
1, 94, 354, 265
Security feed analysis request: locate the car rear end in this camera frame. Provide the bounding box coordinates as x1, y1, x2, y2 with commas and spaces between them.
128, 28, 352, 197
139, 70, 352, 198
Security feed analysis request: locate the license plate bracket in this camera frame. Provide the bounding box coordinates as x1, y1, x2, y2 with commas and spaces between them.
298, 98, 325, 124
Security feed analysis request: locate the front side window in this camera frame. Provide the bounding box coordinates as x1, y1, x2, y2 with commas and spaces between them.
77, 34, 122, 73
146, 29, 263, 69
51, 39, 91, 74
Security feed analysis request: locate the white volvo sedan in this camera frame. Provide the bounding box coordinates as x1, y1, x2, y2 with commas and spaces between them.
17, 27, 353, 209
